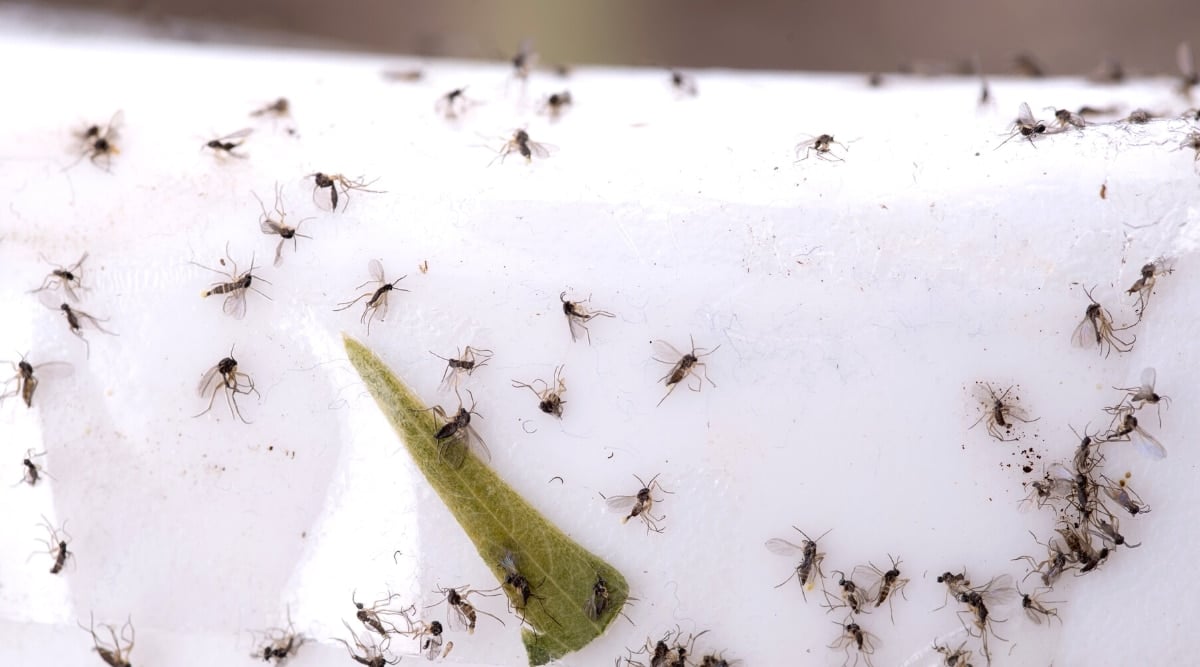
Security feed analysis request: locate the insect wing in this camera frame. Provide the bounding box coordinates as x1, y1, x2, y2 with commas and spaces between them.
217, 127, 254, 143
37, 290, 64, 311
1132, 428, 1167, 459
527, 140, 554, 159
223, 290, 248, 320
605, 494, 639, 515
1069, 317, 1096, 349
367, 258, 387, 284
445, 603, 471, 633
1139, 367, 1157, 394
764, 538, 805, 557
1017, 102, 1036, 125
196, 364, 223, 395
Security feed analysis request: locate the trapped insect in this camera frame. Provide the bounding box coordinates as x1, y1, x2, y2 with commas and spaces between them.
766, 527, 830, 599
309, 172, 383, 212
954, 574, 1015, 666
670, 70, 698, 96
970, 382, 1038, 441
560, 291, 615, 343
1, 353, 70, 408
333, 620, 400, 666
251, 97, 290, 118
540, 91, 573, 119
431, 345, 493, 391
1125, 258, 1173, 318
1091, 516, 1141, 549
73, 111, 123, 170
30, 252, 88, 302
427, 389, 489, 467
1071, 286, 1134, 356
41, 297, 117, 357
511, 38, 538, 81
933, 641, 974, 667
1057, 524, 1110, 574
498, 551, 556, 626
1180, 132, 1200, 161
652, 335, 719, 406
17, 449, 48, 486
795, 134, 846, 162
584, 574, 613, 621
407, 619, 452, 660
34, 515, 73, 574
193, 244, 272, 320
1123, 109, 1154, 124
493, 129, 552, 164
430, 584, 504, 634
830, 618, 877, 667
79, 613, 134, 667
1050, 107, 1087, 130
195, 347, 260, 424
996, 102, 1047, 149
353, 590, 413, 636
858, 555, 909, 621
603, 473, 672, 534
256, 185, 312, 267
1103, 404, 1167, 459
333, 259, 409, 334
253, 610, 305, 664
824, 569, 871, 615
1014, 536, 1072, 588
512, 365, 566, 418
1103, 473, 1150, 516
1115, 367, 1170, 427
202, 128, 252, 158
1017, 585, 1061, 625
435, 88, 476, 120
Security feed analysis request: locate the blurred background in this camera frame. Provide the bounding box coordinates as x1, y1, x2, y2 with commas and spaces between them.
9, 0, 1199, 76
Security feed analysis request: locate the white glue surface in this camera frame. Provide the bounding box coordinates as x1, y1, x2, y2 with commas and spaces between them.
0, 21, 1198, 667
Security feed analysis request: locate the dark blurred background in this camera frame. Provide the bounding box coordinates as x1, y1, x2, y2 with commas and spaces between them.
22, 0, 1200, 75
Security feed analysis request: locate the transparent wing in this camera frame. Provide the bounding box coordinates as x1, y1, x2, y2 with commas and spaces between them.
604, 494, 638, 514
527, 141, 555, 159
196, 364, 222, 395
1133, 429, 1167, 459
368, 258, 386, 283
218, 128, 254, 142
273, 239, 285, 268
260, 219, 283, 236
1017, 102, 1035, 125
1139, 367, 1157, 392
978, 573, 1017, 605
103, 110, 125, 140
764, 538, 804, 557
444, 604, 471, 633
1069, 317, 1095, 349
37, 290, 64, 311
223, 291, 248, 320
32, 361, 73, 381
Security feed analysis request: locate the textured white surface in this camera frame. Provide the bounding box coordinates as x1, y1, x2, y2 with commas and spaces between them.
0, 21, 1198, 667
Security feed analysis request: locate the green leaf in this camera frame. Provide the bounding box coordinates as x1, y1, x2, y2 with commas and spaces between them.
343, 335, 629, 665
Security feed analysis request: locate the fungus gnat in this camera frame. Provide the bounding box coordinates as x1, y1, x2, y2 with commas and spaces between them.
603, 473, 672, 534
73, 111, 122, 170
435, 88, 477, 120
823, 569, 871, 615
933, 641, 974, 667
202, 128, 252, 158
584, 574, 613, 622
1, 353, 71, 408
1103, 404, 1167, 459
1017, 586, 1061, 626
511, 39, 538, 82
953, 574, 1015, 666
17, 449, 48, 486
858, 555, 909, 622
40, 296, 117, 357
193, 244, 272, 320
1049, 107, 1087, 130
333, 259, 408, 334
652, 336, 719, 407
1091, 516, 1141, 549
970, 383, 1038, 441
33, 516, 73, 574
1103, 473, 1150, 516
429, 584, 504, 634
766, 527, 830, 599
253, 610, 305, 664
1071, 286, 1134, 356
996, 102, 1047, 149
1123, 109, 1154, 124
309, 172, 383, 212
829, 618, 877, 667
498, 551, 557, 627
493, 129, 553, 164
795, 134, 846, 162
512, 365, 566, 418
430, 345, 492, 391
333, 620, 400, 667
1126, 258, 1174, 319
427, 389, 489, 467
251, 98, 290, 118
561, 291, 614, 343
406, 619, 451, 660
79, 613, 134, 667
352, 590, 413, 637
1115, 367, 1170, 427
540, 91, 573, 119
195, 347, 259, 424
256, 185, 312, 267
670, 70, 698, 96
30, 252, 88, 302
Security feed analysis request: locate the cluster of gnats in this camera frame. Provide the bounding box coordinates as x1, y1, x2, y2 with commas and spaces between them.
616, 628, 736, 667
765, 528, 909, 667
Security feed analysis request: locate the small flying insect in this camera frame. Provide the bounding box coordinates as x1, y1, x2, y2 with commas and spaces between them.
603, 473, 672, 534
498, 551, 557, 627
1090, 516, 1141, 549
1017, 585, 1061, 625
561, 291, 615, 343
1057, 524, 1110, 574
698, 653, 734, 667
195, 348, 260, 424
435, 87, 477, 120
829, 618, 877, 667
256, 185, 312, 267
511, 39, 538, 82
858, 555, 909, 622
1014, 536, 1072, 588
193, 244, 272, 320
251, 98, 290, 118
970, 383, 1038, 441
333, 621, 400, 667
41, 296, 117, 357
429, 584, 504, 634
79, 613, 134, 667
33, 515, 73, 574
431, 345, 493, 391
670, 70, 698, 96
1, 353, 71, 408
584, 574, 611, 621
17, 449, 48, 486
955, 575, 1015, 666
1071, 286, 1134, 356
202, 128, 253, 158
334, 259, 409, 334
353, 590, 413, 636
493, 129, 553, 164
512, 365, 566, 418
1125, 258, 1173, 318
933, 641, 974, 667
309, 172, 383, 212
766, 527, 831, 600
253, 610, 305, 664
1103, 404, 1167, 459
1071, 425, 1104, 474
1049, 107, 1087, 131
426, 389, 489, 467
1103, 472, 1150, 516
824, 570, 871, 615
996, 102, 1047, 149
1124, 109, 1154, 124
73, 111, 123, 170
1178, 42, 1199, 96
652, 335, 719, 407
795, 134, 847, 162
30, 252, 88, 302
407, 619, 451, 660
540, 91, 573, 119
1115, 367, 1170, 427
